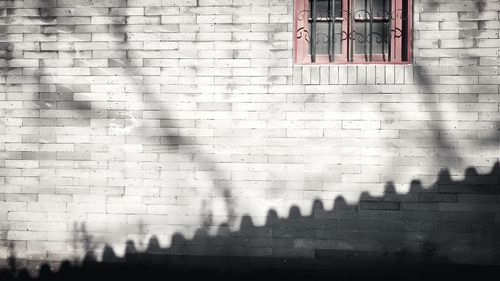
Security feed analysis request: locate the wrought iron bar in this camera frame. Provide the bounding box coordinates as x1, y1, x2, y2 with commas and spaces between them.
349, 0, 353, 62
329, 0, 335, 62
402, 0, 408, 61
362, 0, 366, 61
388, 0, 391, 61
369, 0, 373, 61
311, 0, 317, 62
381, 0, 386, 61
313, 17, 391, 21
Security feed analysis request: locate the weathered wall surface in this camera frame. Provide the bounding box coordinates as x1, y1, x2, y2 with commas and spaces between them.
0, 0, 499, 268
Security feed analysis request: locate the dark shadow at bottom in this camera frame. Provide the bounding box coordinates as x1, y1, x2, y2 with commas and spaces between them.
1, 252, 500, 281
2, 162, 500, 280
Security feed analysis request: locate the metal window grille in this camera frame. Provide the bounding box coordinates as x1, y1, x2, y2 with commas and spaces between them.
295, 0, 411, 64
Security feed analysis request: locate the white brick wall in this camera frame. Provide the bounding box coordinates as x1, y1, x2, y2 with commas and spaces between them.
0, 0, 499, 266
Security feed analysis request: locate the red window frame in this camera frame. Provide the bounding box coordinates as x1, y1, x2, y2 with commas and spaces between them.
294, 0, 412, 64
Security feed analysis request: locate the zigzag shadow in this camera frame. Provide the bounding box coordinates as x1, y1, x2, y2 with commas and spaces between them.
1, 163, 500, 280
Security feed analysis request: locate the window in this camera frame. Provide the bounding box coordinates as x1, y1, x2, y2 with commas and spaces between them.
294, 0, 411, 64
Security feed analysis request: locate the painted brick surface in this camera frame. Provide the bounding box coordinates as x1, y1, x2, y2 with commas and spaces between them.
0, 0, 499, 269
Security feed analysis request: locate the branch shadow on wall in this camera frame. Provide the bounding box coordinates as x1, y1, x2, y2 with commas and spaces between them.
1, 0, 237, 225
1, 162, 500, 280
413, 0, 500, 163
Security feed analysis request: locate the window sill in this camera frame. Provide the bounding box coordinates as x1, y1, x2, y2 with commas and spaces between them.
292, 64, 416, 85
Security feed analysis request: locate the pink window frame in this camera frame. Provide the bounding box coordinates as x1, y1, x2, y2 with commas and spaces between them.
294, 0, 412, 64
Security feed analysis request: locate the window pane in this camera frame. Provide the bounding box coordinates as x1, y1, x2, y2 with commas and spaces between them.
354, 0, 390, 18
354, 0, 368, 18
372, 0, 390, 18
313, 22, 343, 54
311, 0, 342, 18
354, 22, 389, 55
